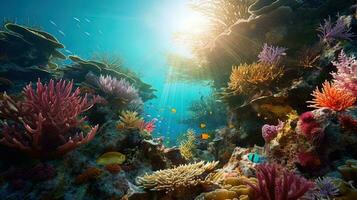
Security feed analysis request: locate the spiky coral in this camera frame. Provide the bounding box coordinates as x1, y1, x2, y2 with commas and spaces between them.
308, 81, 356, 111
258, 43, 287, 65
179, 129, 196, 160
248, 163, 314, 200
136, 161, 218, 192
331, 51, 357, 96
0, 79, 98, 158
228, 63, 283, 95
116, 110, 144, 131
305, 177, 339, 199
318, 16, 354, 44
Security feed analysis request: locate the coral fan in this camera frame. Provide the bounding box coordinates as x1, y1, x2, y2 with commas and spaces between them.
308, 81, 356, 112
116, 110, 144, 131
331, 51, 357, 96
258, 43, 287, 65
228, 63, 284, 95
248, 163, 314, 200
0, 79, 98, 158
318, 16, 354, 44
136, 161, 218, 192
262, 120, 284, 142
179, 129, 197, 160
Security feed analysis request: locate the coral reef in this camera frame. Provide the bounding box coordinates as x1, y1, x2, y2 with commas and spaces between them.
179, 129, 197, 161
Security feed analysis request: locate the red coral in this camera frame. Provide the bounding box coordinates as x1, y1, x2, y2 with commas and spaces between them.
0, 79, 98, 158
296, 112, 324, 144
248, 163, 314, 200
339, 115, 357, 132
297, 151, 321, 169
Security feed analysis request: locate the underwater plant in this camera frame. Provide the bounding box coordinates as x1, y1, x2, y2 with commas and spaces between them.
136, 161, 218, 191
248, 163, 314, 200
258, 43, 287, 65
0, 79, 98, 158
179, 129, 197, 160
116, 110, 144, 131
308, 81, 356, 111
331, 50, 357, 96
228, 63, 284, 95
317, 16, 354, 44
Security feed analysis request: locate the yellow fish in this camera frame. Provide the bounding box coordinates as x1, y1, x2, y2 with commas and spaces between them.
97, 151, 126, 165
228, 124, 235, 129
200, 123, 206, 129
171, 108, 177, 113
200, 133, 210, 140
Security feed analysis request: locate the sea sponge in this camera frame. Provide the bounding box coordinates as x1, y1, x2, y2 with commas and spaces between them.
136, 161, 218, 192
75, 167, 102, 185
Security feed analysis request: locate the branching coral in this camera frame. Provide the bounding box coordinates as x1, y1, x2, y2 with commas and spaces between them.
331, 50, 357, 96
318, 16, 354, 44
308, 81, 356, 111
179, 129, 197, 160
228, 63, 284, 95
136, 161, 218, 192
116, 110, 144, 131
258, 43, 287, 65
248, 163, 314, 200
0, 79, 98, 158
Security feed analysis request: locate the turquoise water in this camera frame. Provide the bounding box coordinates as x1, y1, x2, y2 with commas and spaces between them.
1, 0, 213, 144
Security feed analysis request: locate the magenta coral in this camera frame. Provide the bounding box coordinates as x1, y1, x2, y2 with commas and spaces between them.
297, 151, 321, 169
296, 112, 324, 144
248, 163, 314, 200
331, 50, 357, 96
317, 17, 355, 44
258, 43, 287, 65
262, 120, 284, 142
0, 79, 98, 158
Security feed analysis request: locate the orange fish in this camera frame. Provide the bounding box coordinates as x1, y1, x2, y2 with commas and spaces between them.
200, 133, 210, 140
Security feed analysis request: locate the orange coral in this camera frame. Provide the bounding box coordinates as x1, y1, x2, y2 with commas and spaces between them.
75, 167, 102, 185
308, 81, 356, 111
105, 164, 122, 174
228, 63, 283, 95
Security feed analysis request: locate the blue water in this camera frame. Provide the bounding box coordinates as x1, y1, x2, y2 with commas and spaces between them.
0, 0, 212, 144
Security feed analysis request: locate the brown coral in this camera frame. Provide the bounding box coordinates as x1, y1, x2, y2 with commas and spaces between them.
228, 63, 283, 95
105, 164, 122, 174
136, 161, 218, 192
75, 167, 102, 185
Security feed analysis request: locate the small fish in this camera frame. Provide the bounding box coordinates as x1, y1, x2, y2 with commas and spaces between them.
49, 20, 57, 27
171, 108, 176, 113
146, 114, 151, 118
228, 124, 235, 129
200, 123, 206, 129
84, 18, 91, 23
73, 17, 81, 23
98, 30, 103, 34
200, 133, 210, 140
65, 49, 73, 54
58, 30, 65, 36
84, 32, 91, 36
247, 153, 266, 164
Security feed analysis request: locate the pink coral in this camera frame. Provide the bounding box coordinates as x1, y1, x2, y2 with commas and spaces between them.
258, 43, 287, 65
331, 50, 357, 96
297, 151, 321, 169
262, 120, 284, 142
248, 163, 314, 200
296, 112, 324, 144
0, 79, 98, 158
140, 118, 157, 134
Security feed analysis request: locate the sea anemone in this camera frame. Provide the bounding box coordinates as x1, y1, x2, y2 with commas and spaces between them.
308, 81, 356, 112
258, 43, 287, 65
317, 16, 354, 44
331, 51, 357, 96
304, 177, 339, 199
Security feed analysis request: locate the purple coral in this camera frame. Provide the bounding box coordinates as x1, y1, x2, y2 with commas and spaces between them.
0, 79, 98, 158
262, 120, 284, 142
317, 17, 355, 44
98, 75, 143, 109
258, 43, 287, 65
248, 163, 314, 200
331, 50, 357, 96
304, 177, 339, 199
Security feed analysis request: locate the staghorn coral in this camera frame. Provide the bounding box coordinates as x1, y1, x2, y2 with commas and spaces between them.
247, 163, 314, 200
308, 81, 356, 112
258, 43, 287, 65
136, 161, 218, 192
228, 63, 283, 95
317, 16, 355, 44
0, 79, 98, 158
116, 110, 144, 131
331, 50, 357, 96
179, 129, 197, 160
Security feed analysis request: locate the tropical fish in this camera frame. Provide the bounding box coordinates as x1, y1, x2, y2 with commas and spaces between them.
65, 49, 73, 54
49, 20, 57, 27
171, 108, 176, 113
73, 17, 81, 23
84, 18, 91, 23
228, 124, 235, 129
200, 123, 206, 129
97, 152, 126, 165
58, 30, 65, 36
247, 153, 266, 164
200, 133, 210, 140
84, 32, 91, 36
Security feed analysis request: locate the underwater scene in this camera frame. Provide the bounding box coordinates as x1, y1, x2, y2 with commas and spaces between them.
0, 0, 357, 199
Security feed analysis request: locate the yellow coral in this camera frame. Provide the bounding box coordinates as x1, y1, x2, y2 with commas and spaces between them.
136, 161, 218, 192
179, 129, 197, 160
116, 110, 144, 131
228, 63, 283, 95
